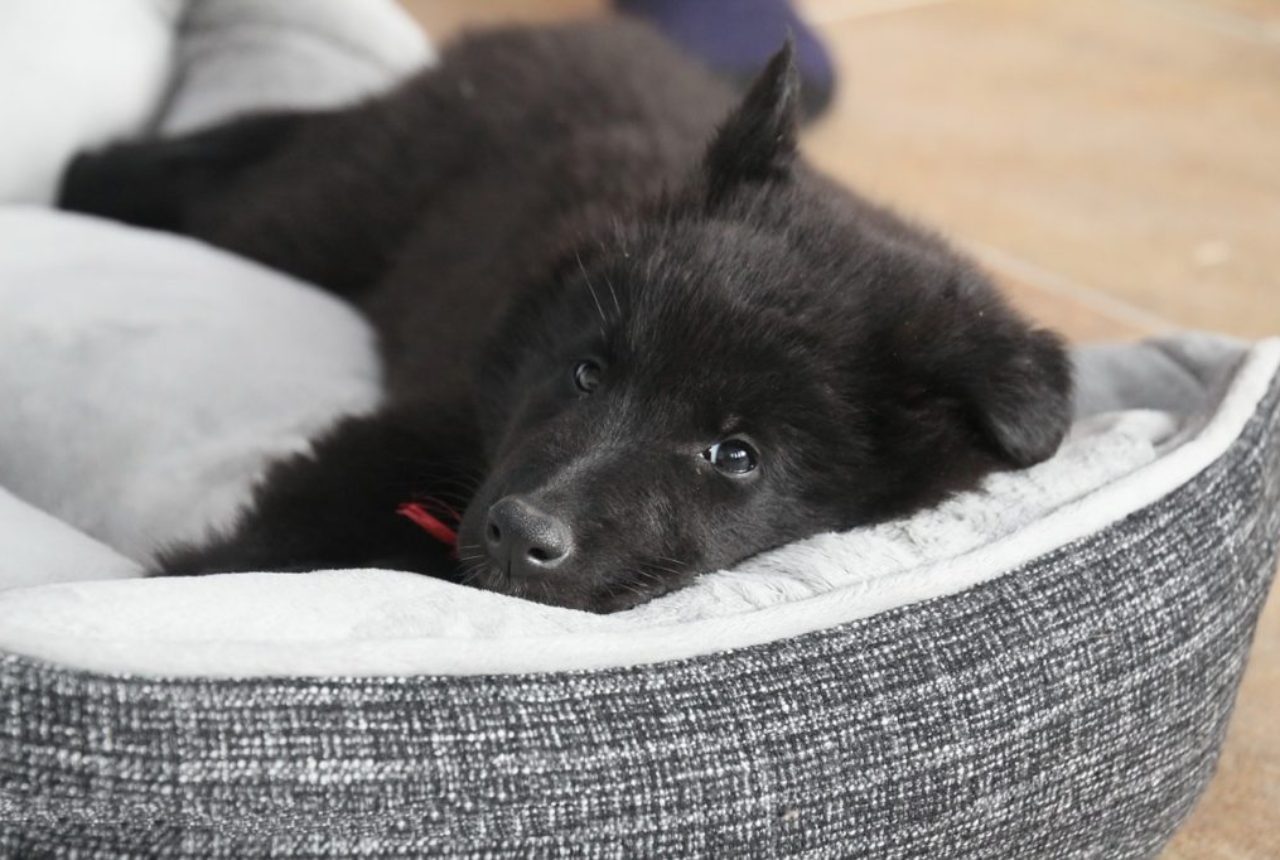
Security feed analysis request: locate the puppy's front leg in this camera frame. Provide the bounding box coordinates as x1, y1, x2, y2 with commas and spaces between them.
155, 404, 484, 580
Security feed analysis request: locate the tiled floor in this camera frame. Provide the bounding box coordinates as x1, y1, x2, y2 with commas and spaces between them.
402, 1, 1278, 855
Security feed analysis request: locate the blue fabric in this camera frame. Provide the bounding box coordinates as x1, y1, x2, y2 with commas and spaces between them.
616, 0, 835, 116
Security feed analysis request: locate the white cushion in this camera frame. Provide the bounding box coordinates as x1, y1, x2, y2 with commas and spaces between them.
0, 0, 430, 203
0, 0, 181, 203
0, 207, 382, 565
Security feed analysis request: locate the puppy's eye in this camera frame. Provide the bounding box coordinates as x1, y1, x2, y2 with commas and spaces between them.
573, 359, 602, 394
702, 439, 758, 475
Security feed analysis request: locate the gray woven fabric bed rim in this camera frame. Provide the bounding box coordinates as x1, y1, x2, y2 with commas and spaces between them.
2, 375, 1278, 858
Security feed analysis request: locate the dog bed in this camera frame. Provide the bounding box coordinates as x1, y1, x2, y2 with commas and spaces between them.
0, 225, 1276, 856
2, 4, 1278, 858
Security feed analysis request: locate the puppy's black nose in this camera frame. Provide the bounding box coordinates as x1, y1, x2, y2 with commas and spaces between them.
485, 495, 573, 577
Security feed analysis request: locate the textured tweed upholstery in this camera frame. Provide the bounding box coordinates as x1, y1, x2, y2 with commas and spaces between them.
1, 374, 1276, 857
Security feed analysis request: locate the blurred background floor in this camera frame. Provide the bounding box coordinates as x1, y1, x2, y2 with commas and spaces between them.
402, 1, 1278, 856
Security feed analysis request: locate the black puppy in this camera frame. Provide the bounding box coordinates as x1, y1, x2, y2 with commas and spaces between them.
61, 21, 1072, 613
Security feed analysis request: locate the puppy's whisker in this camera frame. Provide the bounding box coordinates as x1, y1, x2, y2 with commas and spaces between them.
425, 478, 480, 497
575, 249, 609, 337
602, 270, 622, 316
614, 220, 632, 260
458, 558, 489, 587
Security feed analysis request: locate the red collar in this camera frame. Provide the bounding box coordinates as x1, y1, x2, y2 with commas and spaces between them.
397, 498, 460, 554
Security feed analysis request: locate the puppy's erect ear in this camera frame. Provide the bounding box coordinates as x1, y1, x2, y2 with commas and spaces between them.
702, 40, 801, 203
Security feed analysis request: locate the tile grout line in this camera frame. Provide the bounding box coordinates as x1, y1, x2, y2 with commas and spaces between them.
964, 240, 1180, 335
803, 0, 956, 27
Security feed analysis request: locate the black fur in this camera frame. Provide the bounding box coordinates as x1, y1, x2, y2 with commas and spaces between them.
60, 21, 1072, 613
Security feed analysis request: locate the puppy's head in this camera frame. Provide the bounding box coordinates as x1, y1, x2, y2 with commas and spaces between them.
457, 45, 1073, 612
